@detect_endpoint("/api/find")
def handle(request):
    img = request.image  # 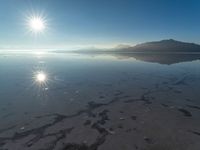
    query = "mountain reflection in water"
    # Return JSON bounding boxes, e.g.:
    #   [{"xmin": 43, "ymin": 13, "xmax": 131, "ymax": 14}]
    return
[{"xmin": 76, "ymin": 52, "xmax": 200, "ymax": 65}]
